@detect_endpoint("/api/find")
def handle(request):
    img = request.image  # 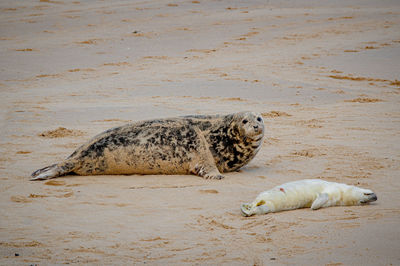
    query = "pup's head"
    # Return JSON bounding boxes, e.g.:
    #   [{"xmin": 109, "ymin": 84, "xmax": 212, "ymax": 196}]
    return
[
  {"xmin": 353, "ymin": 187, "xmax": 378, "ymax": 204},
  {"xmin": 232, "ymin": 112, "xmax": 265, "ymax": 140}
]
